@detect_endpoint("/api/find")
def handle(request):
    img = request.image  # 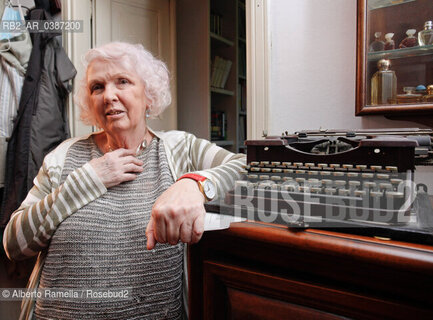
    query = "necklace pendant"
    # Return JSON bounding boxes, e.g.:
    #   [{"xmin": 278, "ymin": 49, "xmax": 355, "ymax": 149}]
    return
[{"xmin": 136, "ymin": 140, "xmax": 147, "ymax": 154}]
